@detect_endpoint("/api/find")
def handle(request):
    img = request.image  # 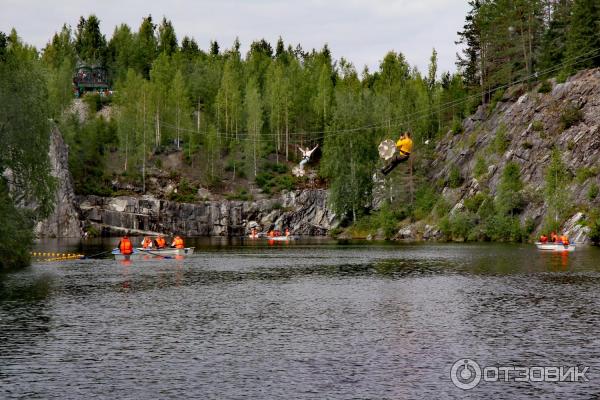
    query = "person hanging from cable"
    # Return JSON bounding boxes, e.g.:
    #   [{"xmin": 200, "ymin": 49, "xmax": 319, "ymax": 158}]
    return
[
  {"xmin": 380, "ymin": 131, "xmax": 413, "ymax": 176},
  {"xmin": 298, "ymin": 144, "xmax": 319, "ymax": 170}
]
